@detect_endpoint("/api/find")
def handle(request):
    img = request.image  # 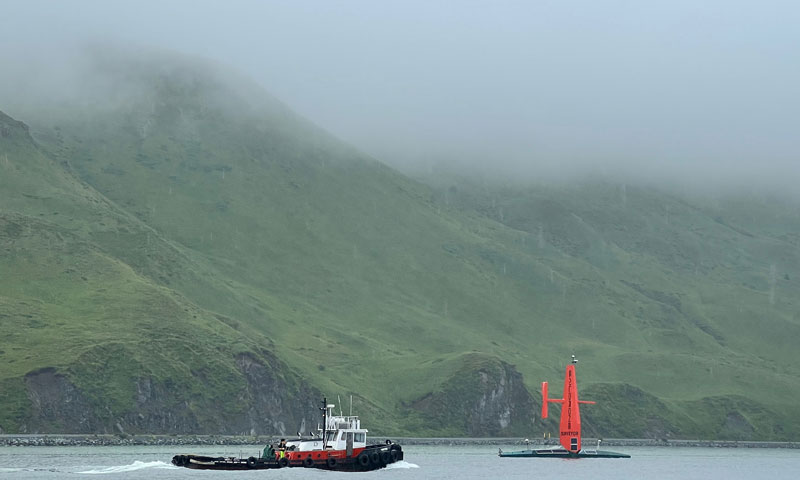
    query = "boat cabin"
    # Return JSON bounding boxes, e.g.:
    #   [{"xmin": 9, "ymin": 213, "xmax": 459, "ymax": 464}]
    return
[{"xmin": 290, "ymin": 403, "xmax": 368, "ymax": 452}]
